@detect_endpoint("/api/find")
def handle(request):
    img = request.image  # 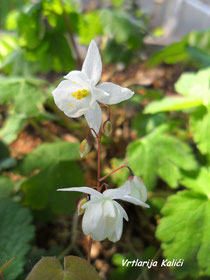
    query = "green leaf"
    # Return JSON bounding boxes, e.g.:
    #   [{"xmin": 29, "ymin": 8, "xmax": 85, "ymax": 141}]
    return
[
  {"xmin": 16, "ymin": 141, "xmax": 80, "ymax": 175},
  {"xmin": 0, "ymin": 176, "xmax": 14, "ymax": 199},
  {"xmin": 16, "ymin": 141, "xmax": 84, "ymax": 216},
  {"xmin": 190, "ymin": 106, "xmax": 210, "ymax": 155},
  {"xmin": 0, "ymin": 141, "xmax": 16, "ymax": 171},
  {"xmin": 110, "ymin": 0, "xmax": 125, "ymax": 7},
  {"xmin": 181, "ymin": 167, "xmax": 210, "ymax": 197},
  {"xmin": 21, "ymin": 161, "xmax": 84, "ymax": 215},
  {"xmin": 147, "ymin": 37, "xmax": 188, "ymax": 67},
  {"xmin": 187, "ymin": 46, "xmax": 210, "ymax": 68},
  {"xmin": 104, "ymin": 158, "xmax": 129, "ymax": 187},
  {"xmin": 17, "ymin": 2, "xmax": 45, "ymax": 49},
  {"xmin": 175, "ymin": 67, "xmax": 210, "ymax": 105},
  {"xmin": 0, "ymin": 76, "xmax": 48, "ymax": 117},
  {"xmin": 0, "ymin": 140, "xmax": 10, "ymax": 160},
  {"xmin": 0, "ymin": 33, "xmax": 18, "ymax": 67},
  {"xmin": 144, "ymin": 96, "xmax": 203, "ymax": 114},
  {"xmin": 132, "ymin": 112, "xmax": 168, "ymax": 136},
  {"xmin": 144, "ymin": 67, "xmax": 210, "ymax": 114},
  {"xmin": 0, "ymin": 114, "xmax": 26, "ymax": 144},
  {"xmin": 78, "ymin": 10, "xmax": 103, "ymax": 44},
  {"xmin": 126, "ymin": 125, "xmax": 198, "ymax": 189},
  {"xmin": 147, "ymin": 30, "xmax": 210, "ymax": 67},
  {"xmin": 26, "ymin": 256, "xmax": 100, "ymax": 280},
  {"xmin": 102, "ymin": 38, "xmax": 133, "ymax": 65},
  {"xmin": 156, "ymin": 189, "xmax": 210, "ymax": 278},
  {"xmin": 100, "ymin": 9, "xmax": 146, "ymax": 49},
  {"xmin": 0, "ymin": 199, "xmax": 34, "ymax": 280}
]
